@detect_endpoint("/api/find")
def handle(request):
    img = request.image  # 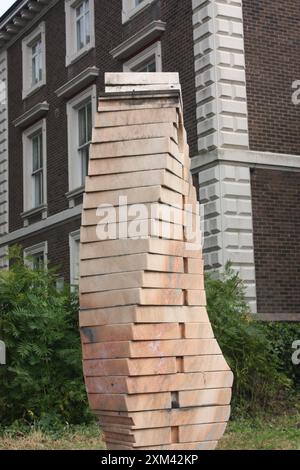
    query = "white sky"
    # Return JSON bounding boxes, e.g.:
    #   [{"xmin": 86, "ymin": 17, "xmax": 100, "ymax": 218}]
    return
[{"xmin": 0, "ymin": 0, "xmax": 17, "ymax": 17}]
